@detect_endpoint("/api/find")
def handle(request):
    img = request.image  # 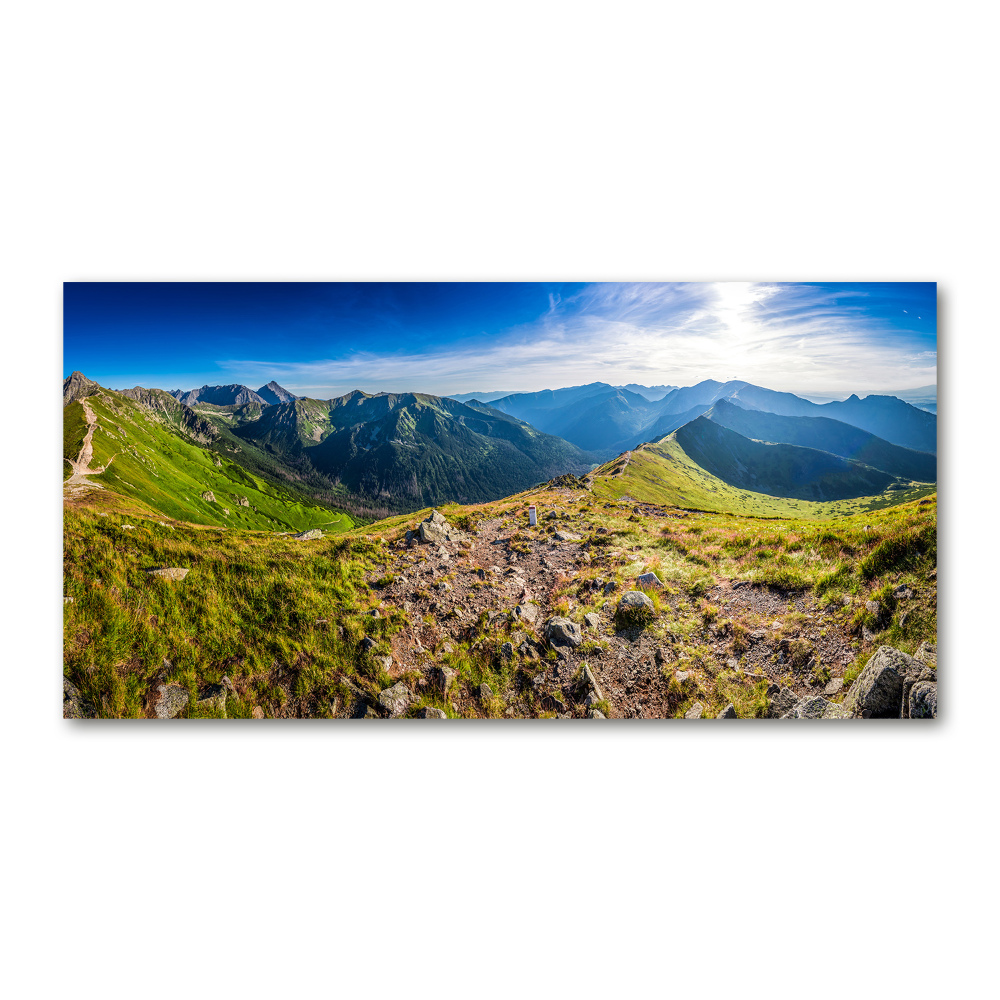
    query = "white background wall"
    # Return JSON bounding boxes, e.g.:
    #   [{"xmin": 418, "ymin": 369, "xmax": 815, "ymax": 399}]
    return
[{"xmin": 2, "ymin": 2, "xmax": 991, "ymax": 998}]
